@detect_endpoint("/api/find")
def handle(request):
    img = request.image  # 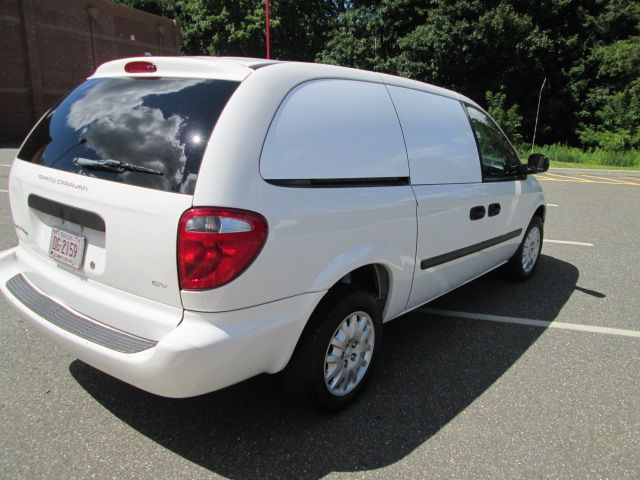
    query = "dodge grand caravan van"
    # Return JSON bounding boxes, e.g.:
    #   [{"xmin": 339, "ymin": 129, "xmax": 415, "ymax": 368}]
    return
[{"xmin": 0, "ymin": 57, "xmax": 549, "ymax": 410}]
